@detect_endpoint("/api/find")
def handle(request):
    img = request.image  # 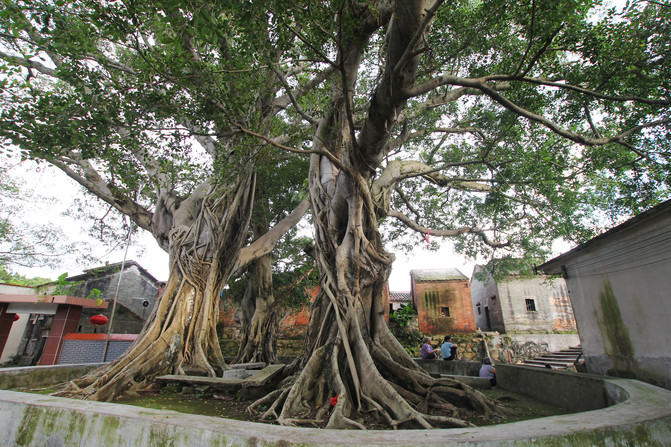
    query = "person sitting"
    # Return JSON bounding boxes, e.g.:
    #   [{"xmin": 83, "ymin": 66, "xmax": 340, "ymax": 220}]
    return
[
  {"xmin": 420, "ymin": 337, "xmax": 439, "ymax": 359},
  {"xmin": 479, "ymin": 357, "xmax": 497, "ymax": 387},
  {"xmin": 441, "ymin": 335, "xmax": 459, "ymax": 361}
]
